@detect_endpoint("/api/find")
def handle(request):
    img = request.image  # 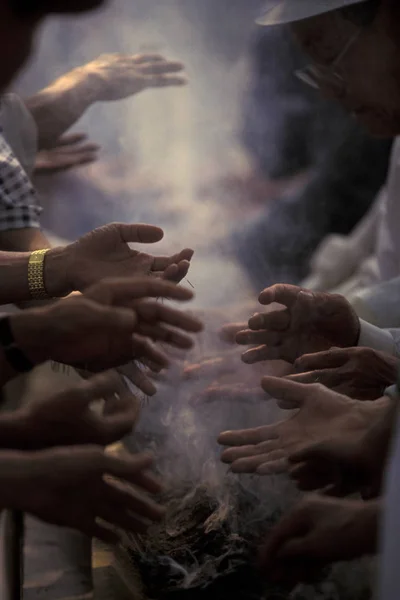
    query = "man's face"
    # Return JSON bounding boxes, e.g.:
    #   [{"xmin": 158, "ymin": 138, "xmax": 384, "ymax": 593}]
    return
[
  {"xmin": 0, "ymin": 0, "xmax": 106, "ymax": 92},
  {"xmin": 290, "ymin": 6, "xmax": 400, "ymax": 136}
]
